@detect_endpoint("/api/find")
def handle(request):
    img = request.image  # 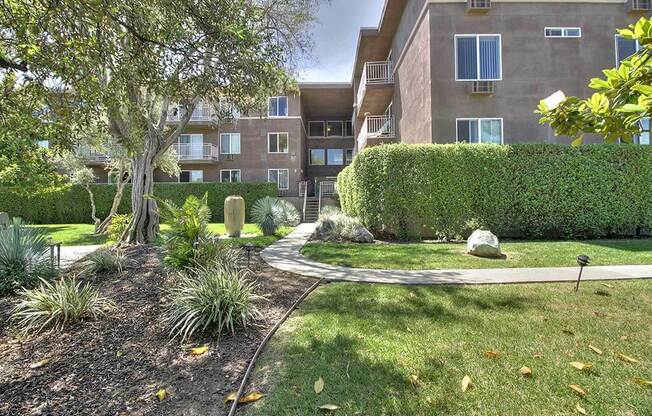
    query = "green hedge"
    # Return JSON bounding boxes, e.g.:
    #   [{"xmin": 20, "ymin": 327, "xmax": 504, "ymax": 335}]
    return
[
  {"xmin": 0, "ymin": 182, "xmax": 277, "ymax": 224},
  {"xmin": 338, "ymin": 144, "xmax": 652, "ymax": 239}
]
